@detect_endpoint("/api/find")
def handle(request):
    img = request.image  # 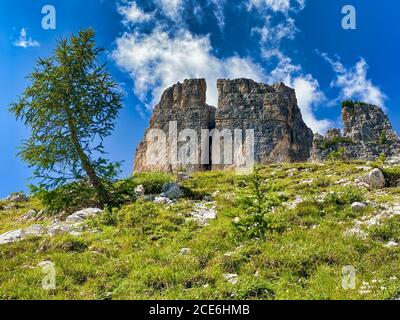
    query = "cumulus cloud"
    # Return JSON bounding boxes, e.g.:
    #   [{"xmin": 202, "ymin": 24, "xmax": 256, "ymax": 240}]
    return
[
  {"xmin": 291, "ymin": 75, "xmax": 333, "ymax": 133},
  {"xmin": 117, "ymin": 1, "xmax": 154, "ymax": 24},
  {"xmin": 14, "ymin": 28, "xmax": 40, "ymax": 48},
  {"xmin": 321, "ymin": 53, "xmax": 387, "ymax": 108},
  {"xmin": 112, "ymin": 28, "xmax": 264, "ymax": 108},
  {"xmin": 112, "ymin": 0, "xmax": 332, "ymax": 133},
  {"xmin": 251, "ymin": 10, "xmax": 332, "ymax": 133}
]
